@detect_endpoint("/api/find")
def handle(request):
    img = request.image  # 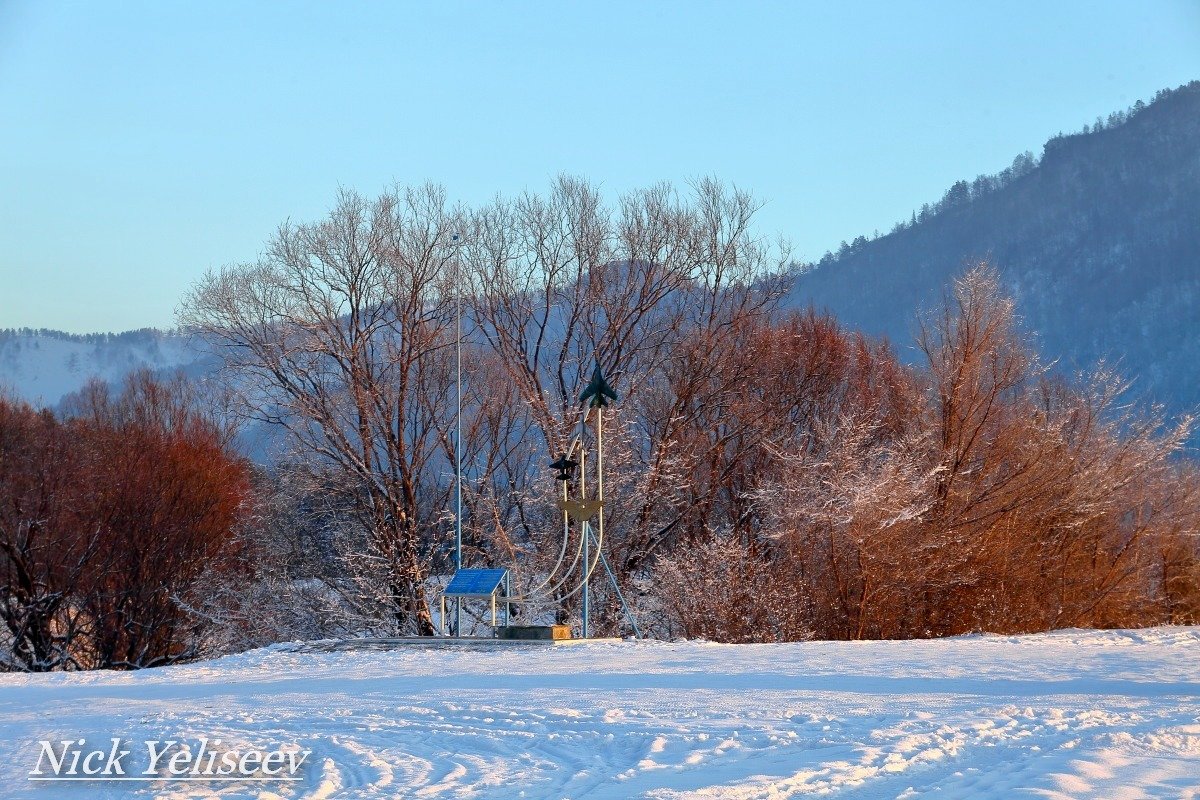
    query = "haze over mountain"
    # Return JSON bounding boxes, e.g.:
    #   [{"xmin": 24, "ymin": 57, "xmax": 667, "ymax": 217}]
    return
[
  {"xmin": 789, "ymin": 81, "xmax": 1200, "ymax": 425},
  {"xmin": 0, "ymin": 328, "xmax": 211, "ymax": 407}
]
